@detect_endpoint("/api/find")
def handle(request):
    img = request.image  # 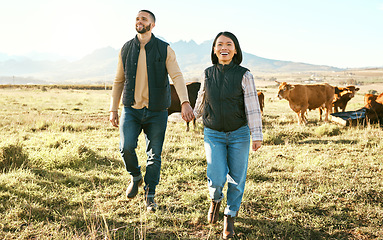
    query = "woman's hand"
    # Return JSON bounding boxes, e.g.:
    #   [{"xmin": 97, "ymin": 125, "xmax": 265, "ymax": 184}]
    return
[
  {"xmin": 181, "ymin": 102, "xmax": 195, "ymax": 122},
  {"xmin": 252, "ymin": 140, "xmax": 262, "ymax": 152}
]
